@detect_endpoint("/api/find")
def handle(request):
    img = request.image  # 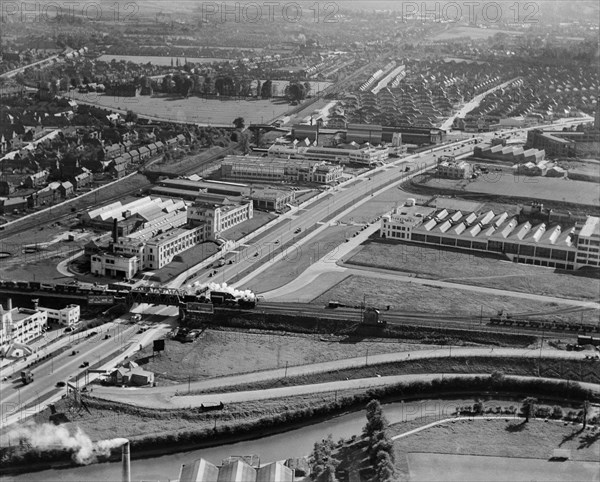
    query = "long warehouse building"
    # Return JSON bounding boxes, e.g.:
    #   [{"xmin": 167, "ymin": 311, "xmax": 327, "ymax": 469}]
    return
[{"xmin": 380, "ymin": 199, "xmax": 600, "ymax": 270}]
